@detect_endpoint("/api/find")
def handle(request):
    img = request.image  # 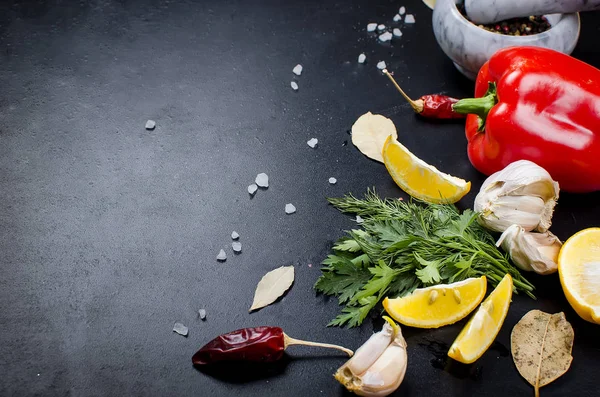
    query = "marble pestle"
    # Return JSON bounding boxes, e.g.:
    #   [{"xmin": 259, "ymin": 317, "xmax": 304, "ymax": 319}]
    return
[{"xmin": 465, "ymin": 0, "xmax": 600, "ymax": 24}]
